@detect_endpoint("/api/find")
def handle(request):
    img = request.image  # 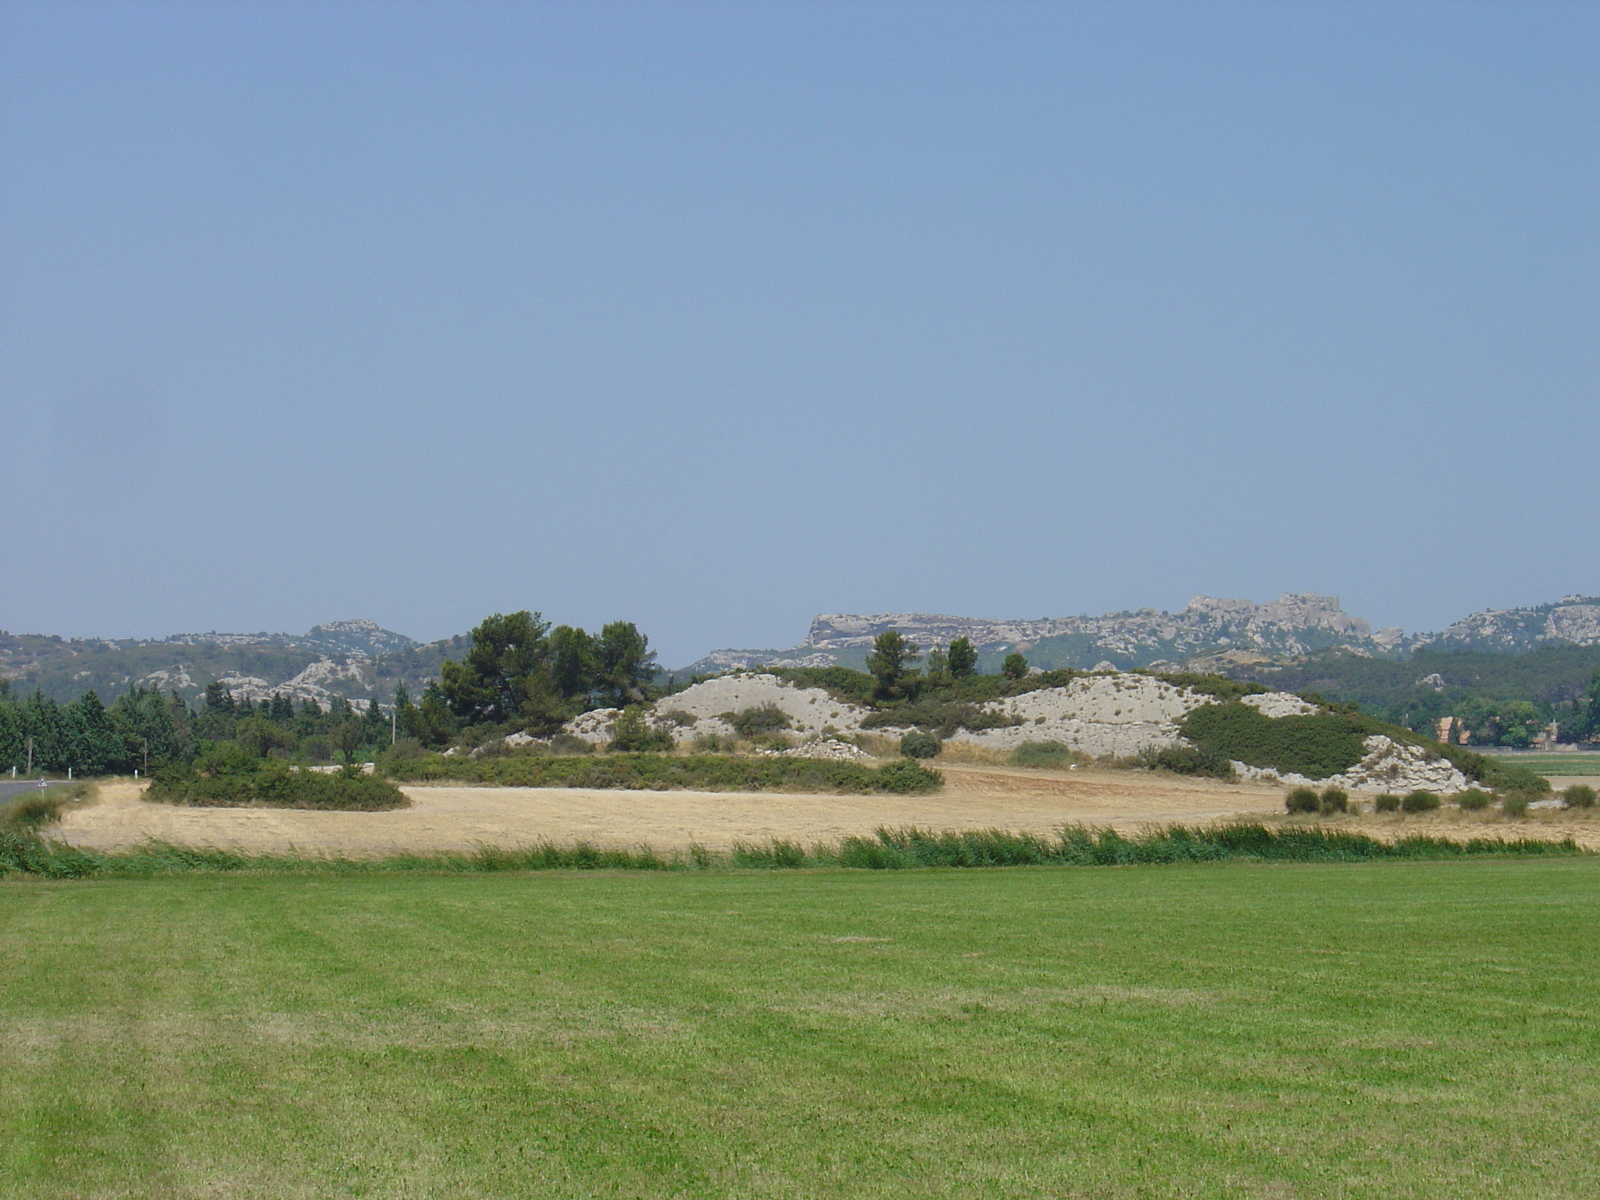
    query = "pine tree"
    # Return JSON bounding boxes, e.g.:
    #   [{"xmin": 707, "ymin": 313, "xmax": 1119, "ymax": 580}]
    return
[
  {"xmin": 66, "ymin": 691, "xmax": 122, "ymax": 775},
  {"xmin": 441, "ymin": 611, "xmax": 554, "ymax": 726},
  {"xmin": 550, "ymin": 625, "xmax": 599, "ymax": 701},
  {"xmin": 394, "ymin": 684, "xmax": 421, "ymax": 740},
  {"xmin": 867, "ymin": 630, "xmax": 921, "ymax": 700},
  {"xmin": 947, "ymin": 637, "xmax": 979, "ymax": 679},
  {"xmin": 0, "ymin": 700, "xmax": 23, "ymax": 771},
  {"xmin": 204, "ymin": 681, "xmax": 235, "ymax": 715},
  {"xmin": 595, "ymin": 621, "xmax": 657, "ymax": 709},
  {"xmin": 22, "ymin": 691, "xmax": 68, "ymax": 772}
]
